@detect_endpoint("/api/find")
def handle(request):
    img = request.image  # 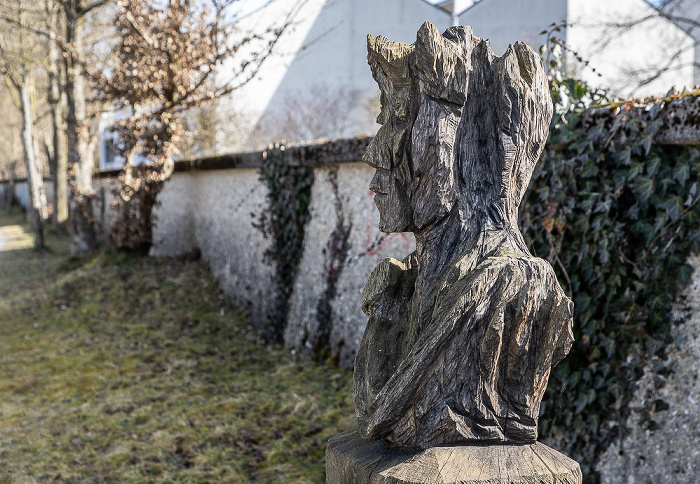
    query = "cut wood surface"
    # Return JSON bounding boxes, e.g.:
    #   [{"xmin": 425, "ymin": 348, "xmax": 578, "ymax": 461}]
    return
[{"xmin": 326, "ymin": 429, "xmax": 583, "ymax": 484}]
